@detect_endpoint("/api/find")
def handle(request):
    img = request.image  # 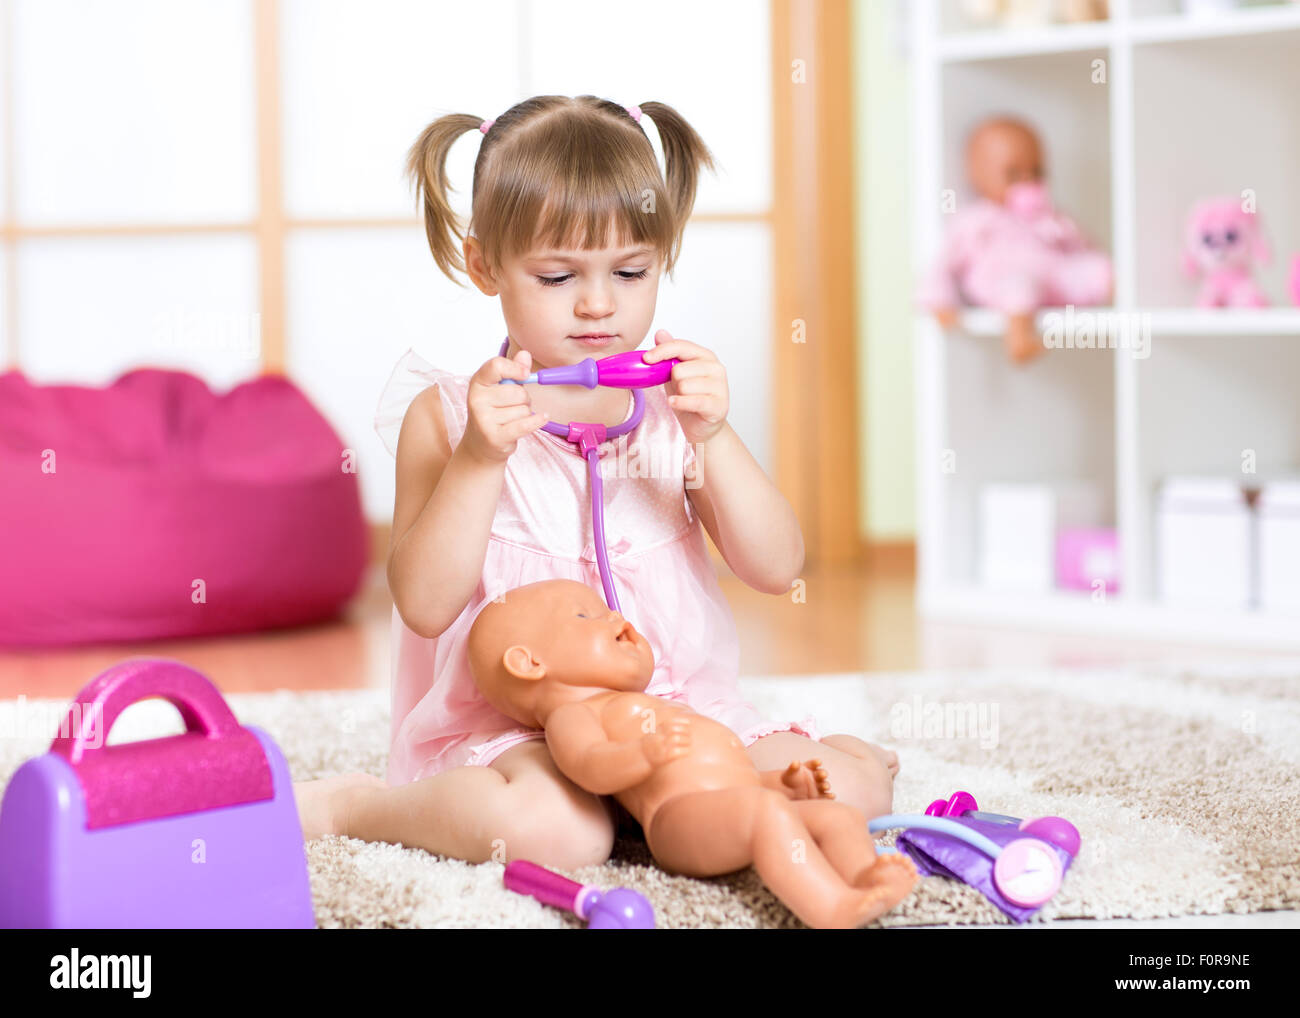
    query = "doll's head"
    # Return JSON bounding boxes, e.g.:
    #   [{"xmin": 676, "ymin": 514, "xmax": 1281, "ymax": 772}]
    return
[
  {"xmin": 966, "ymin": 116, "xmax": 1047, "ymax": 213},
  {"xmin": 1182, "ymin": 196, "xmax": 1270, "ymax": 277},
  {"xmin": 467, "ymin": 579, "xmax": 655, "ymax": 729},
  {"xmin": 406, "ymin": 96, "xmax": 715, "ymax": 370}
]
